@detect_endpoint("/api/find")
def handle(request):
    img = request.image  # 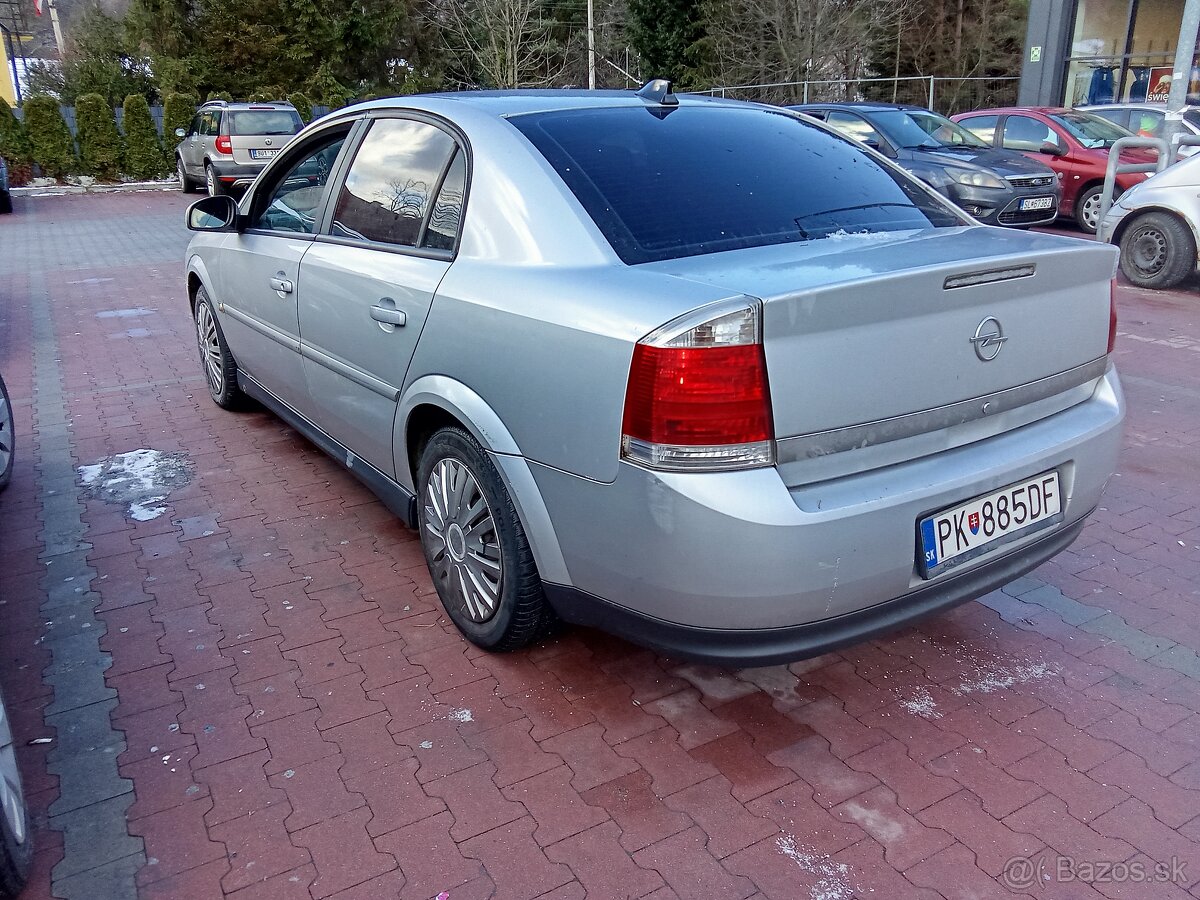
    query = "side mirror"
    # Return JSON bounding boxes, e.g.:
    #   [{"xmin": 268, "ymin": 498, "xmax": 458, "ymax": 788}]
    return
[
  {"xmin": 175, "ymin": 127, "xmax": 187, "ymax": 138},
  {"xmin": 187, "ymin": 195, "xmax": 240, "ymax": 232},
  {"xmin": 1040, "ymin": 141, "xmax": 1066, "ymax": 156}
]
